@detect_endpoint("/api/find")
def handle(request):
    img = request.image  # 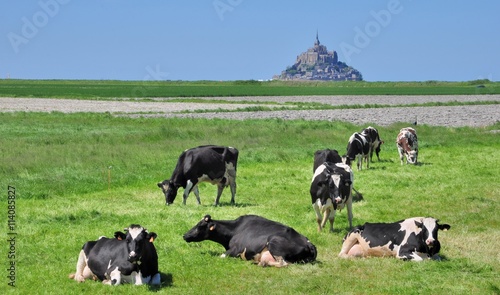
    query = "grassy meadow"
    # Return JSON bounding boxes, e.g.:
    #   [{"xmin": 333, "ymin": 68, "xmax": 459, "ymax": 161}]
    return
[
  {"xmin": 1, "ymin": 79, "xmax": 499, "ymax": 98},
  {"xmin": 1, "ymin": 110, "xmax": 499, "ymax": 294}
]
